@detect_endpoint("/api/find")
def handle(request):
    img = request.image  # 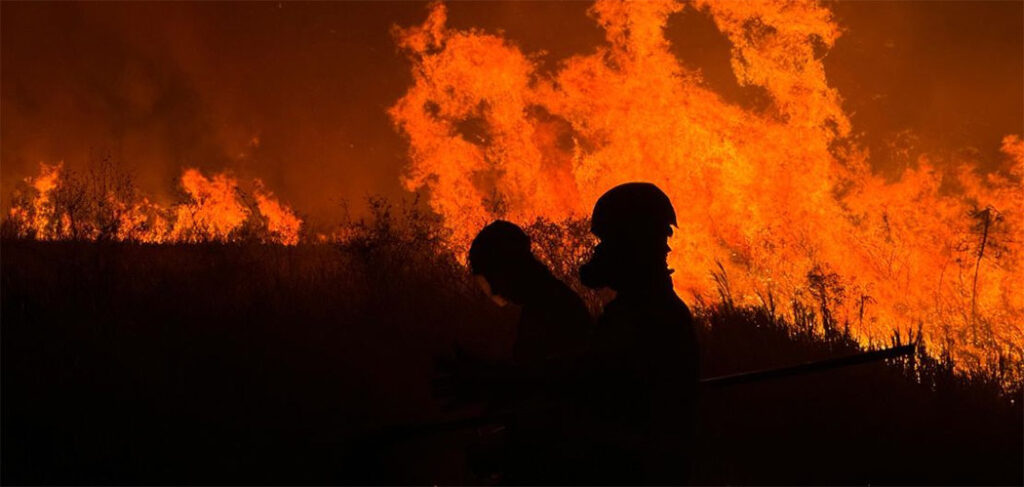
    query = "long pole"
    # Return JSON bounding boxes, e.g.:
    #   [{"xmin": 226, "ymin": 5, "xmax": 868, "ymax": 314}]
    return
[
  {"xmin": 367, "ymin": 344, "xmax": 916, "ymax": 443},
  {"xmin": 699, "ymin": 343, "xmax": 915, "ymax": 388}
]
